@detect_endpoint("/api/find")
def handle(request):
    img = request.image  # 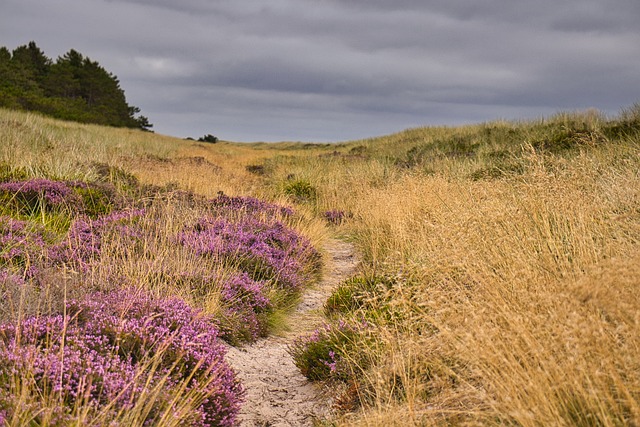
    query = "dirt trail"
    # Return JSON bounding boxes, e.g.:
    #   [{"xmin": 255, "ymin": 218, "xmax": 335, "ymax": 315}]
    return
[{"xmin": 225, "ymin": 239, "xmax": 359, "ymax": 427}]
